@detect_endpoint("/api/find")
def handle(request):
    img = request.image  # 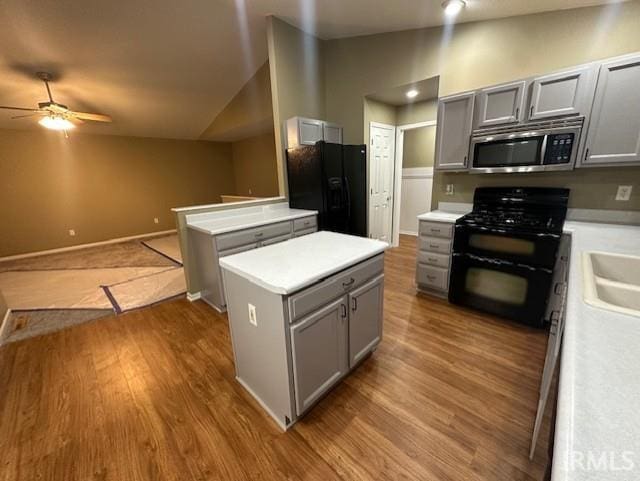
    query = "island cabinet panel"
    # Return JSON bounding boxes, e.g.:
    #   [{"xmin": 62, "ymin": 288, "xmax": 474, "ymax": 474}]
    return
[
  {"xmin": 290, "ymin": 297, "xmax": 349, "ymax": 416},
  {"xmin": 348, "ymin": 275, "xmax": 384, "ymax": 368},
  {"xmin": 221, "ymin": 247, "xmax": 385, "ymax": 430}
]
